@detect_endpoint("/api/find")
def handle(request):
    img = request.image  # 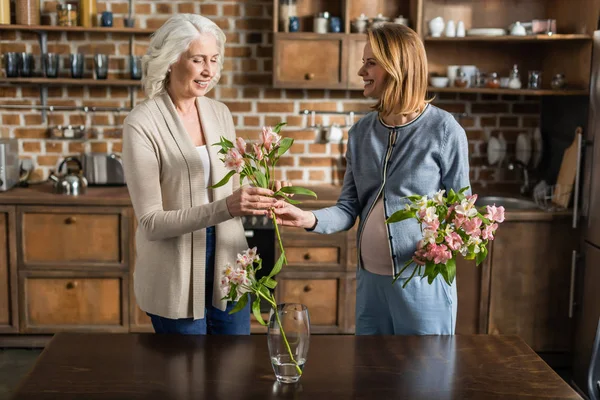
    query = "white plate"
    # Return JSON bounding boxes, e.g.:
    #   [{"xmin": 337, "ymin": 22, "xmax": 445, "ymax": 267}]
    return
[
  {"xmin": 498, "ymin": 133, "xmax": 507, "ymax": 165},
  {"xmin": 466, "ymin": 28, "xmax": 507, "ymax": 36},
  {"xmin": 487, "ymin": 136, "xmax": 503, "ymax": 165},
  {"xmin": 516, "ymin": 133, "xmax": 532, "ymax": 166}
]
